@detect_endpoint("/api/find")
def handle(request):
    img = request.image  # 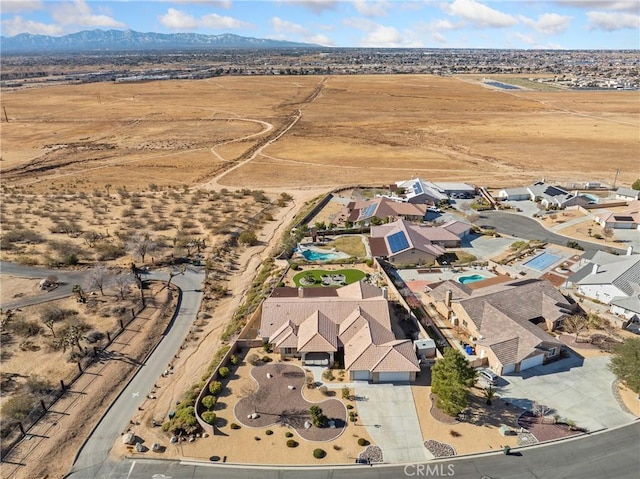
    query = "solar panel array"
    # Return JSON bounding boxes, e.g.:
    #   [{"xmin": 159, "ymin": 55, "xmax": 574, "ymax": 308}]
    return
[
  {"xmin": 387, "ymin": 231, "xmax": 410, "ymax": 253},
  {"xmin": 413, "ymin": 181, "xmax": 423, "ymax": 195},
  {"xmin": 359, "ymin": 203, "xmax": 378, "ymax": 220}
]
